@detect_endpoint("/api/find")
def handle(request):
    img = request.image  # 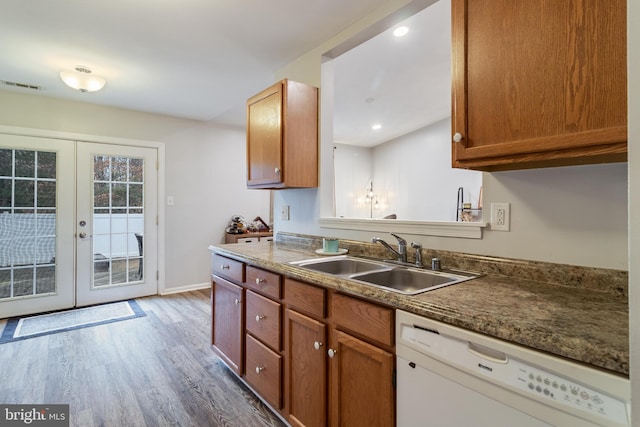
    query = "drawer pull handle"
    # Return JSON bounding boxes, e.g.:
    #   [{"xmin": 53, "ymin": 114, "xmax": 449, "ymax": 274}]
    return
[
  {"xmin": 274, "ymin": 167, "xmax": 280, "ymax": 174},
  {"xmin": 255, "ymin": 366, "xmax": 264, "ymax": 374},
  {"xmin": 328, "ymin": 349, "xmax": 337, "ymax": 358},
  {"xmin": 234, "ymin": 298, "xmax": 241, "ymax": 305},
  {"xmin": 314, "ymin": 341, "xmax": 323, "ymax": 351},
  {"xmin": 255, "ymin": 278, "xmax": 265, "ymax": 285},
  {"xmin": 256, "ymin": 315, "xmax": 265, "ymax": 322},
  {"xmin": 221, "ymin": 265, "xmax": 230, "ymax": 270}
]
